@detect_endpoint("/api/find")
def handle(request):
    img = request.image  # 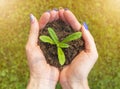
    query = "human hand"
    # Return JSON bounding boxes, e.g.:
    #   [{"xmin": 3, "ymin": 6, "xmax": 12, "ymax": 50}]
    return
[
  {"xmin": 26, "ymin": 8, "xmax": 98, "ymax": 89},
  {"xmin": 26, "ymin": 10, "xmax": 60, "ymax": 89},
  {"xmin": 59, "ymin": 10, "xmax": 98, "ymax": 89}
]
